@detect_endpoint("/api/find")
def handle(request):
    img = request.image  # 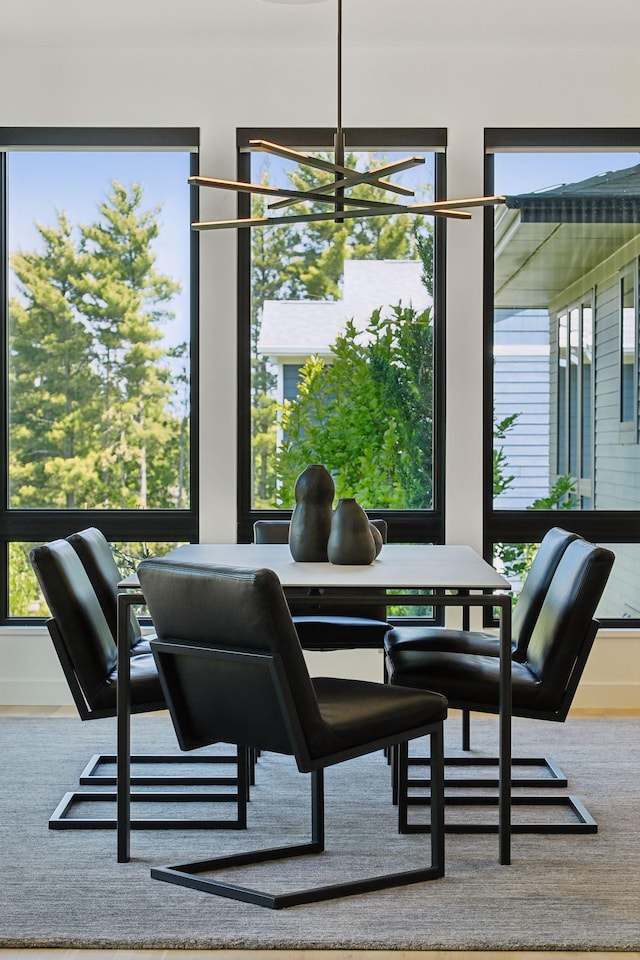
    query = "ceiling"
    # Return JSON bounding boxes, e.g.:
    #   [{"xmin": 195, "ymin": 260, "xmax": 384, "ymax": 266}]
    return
[{"xmin": 1, "ymin": 0, "xmax": 638, "ymax": 50}]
